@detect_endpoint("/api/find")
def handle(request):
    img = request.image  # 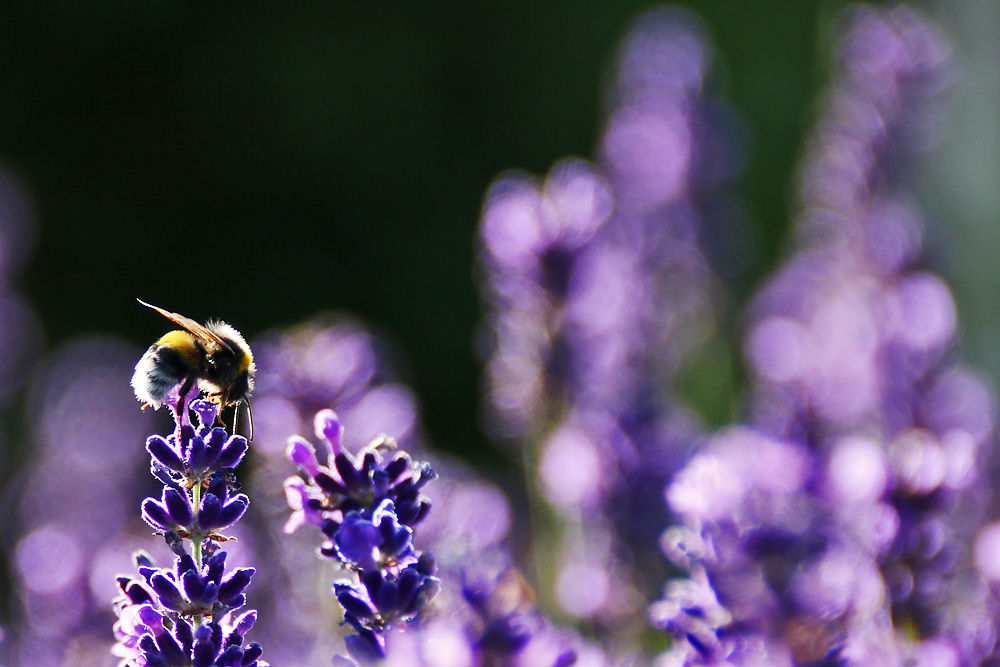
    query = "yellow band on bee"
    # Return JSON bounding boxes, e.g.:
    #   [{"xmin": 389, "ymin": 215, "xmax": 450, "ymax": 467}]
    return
[
  {"xmin": 237, "ymin": 351, "xmax": 253, "ymax": 374},
  {"xmin": 158, "ymin": 330, "xmax": 202, "ymax": 367}
]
